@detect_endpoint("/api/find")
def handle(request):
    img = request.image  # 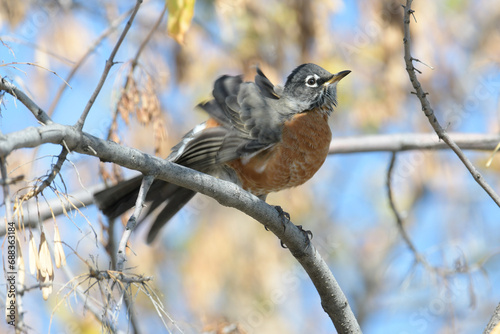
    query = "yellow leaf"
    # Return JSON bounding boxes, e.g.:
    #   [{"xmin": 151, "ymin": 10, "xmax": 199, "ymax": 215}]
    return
[{"xmin": 167, "ymin": 0, "xmax": 195, "ymax": 44}]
